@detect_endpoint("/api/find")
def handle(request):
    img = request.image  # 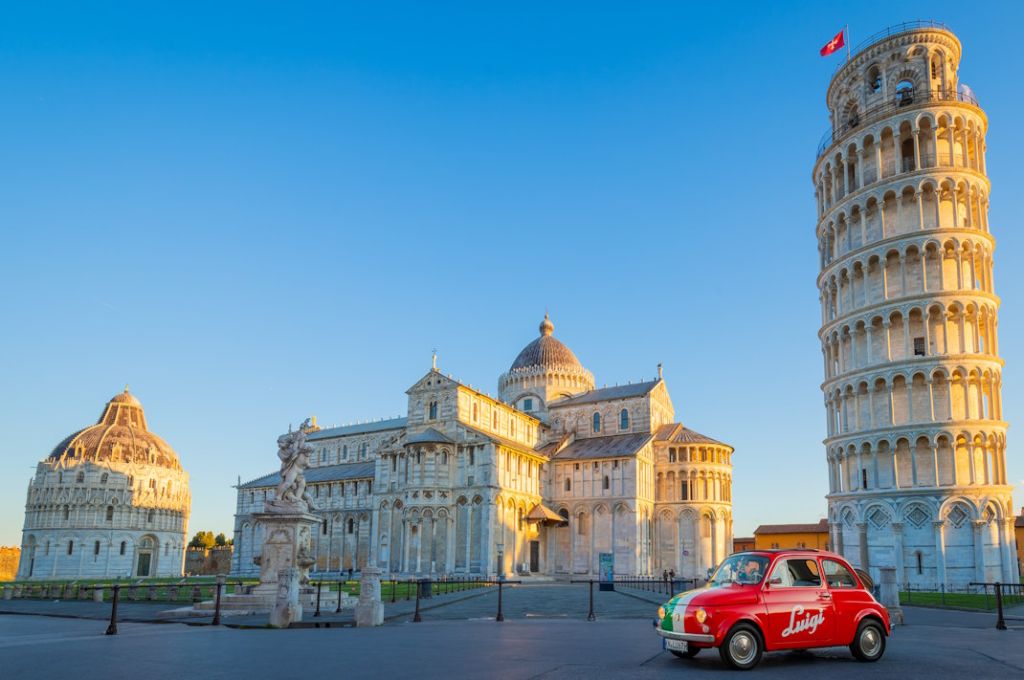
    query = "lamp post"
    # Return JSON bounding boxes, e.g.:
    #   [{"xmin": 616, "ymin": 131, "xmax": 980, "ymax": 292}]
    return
[{"xmin": 496, "ymin": 543, "xmax": 504, "ymax": 581}]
